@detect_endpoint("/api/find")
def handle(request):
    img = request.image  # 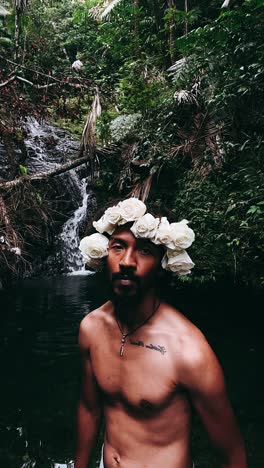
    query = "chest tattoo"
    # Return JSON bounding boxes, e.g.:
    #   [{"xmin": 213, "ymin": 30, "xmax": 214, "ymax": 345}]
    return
[{"xmin": 129, "ymin": 338, "xmax": 167, "ymax": 355}]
